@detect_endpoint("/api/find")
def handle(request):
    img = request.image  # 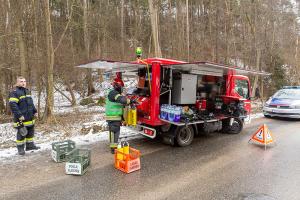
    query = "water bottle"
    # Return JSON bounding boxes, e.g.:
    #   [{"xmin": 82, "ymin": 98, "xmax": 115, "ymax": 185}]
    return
[
  {"xmin": 160, "ymin": 104, "xmax": 166, "ymax": 119},
  {"xmin": 174, "ymin": 106, "xmax": 181, "ymax": 122},
  {"xmin": 166, "ymin": 105, "xmax": 171, "ymax": 121},
  {"xmin": 168, "ymin": 105, "xmax": 175, "ymax": 122},
  {"xmin": 160, "ymin": 104, "xmax": 163, "ymax": 119}
]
